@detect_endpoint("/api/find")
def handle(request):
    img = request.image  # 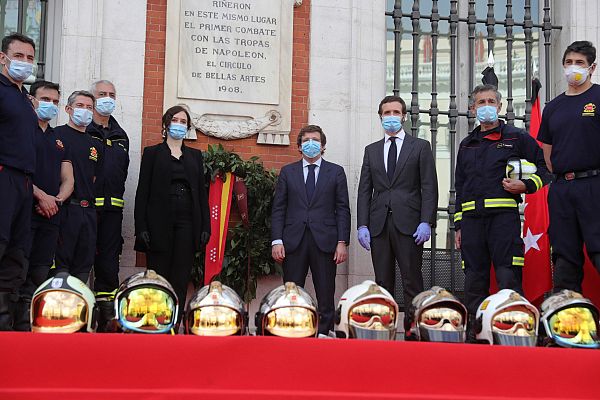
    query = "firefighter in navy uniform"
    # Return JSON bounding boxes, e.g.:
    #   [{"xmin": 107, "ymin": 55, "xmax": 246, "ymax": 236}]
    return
[
  {"xmin": 538, "ymin": 41, "xmax": 600, "ymax": 293},
  {"xmin": 53, "ymin": 90, "xmax": 101, "ymax": 284},
  {"xmin": 13, "ymin": 80, "xmax": 75, "ymax": 331},
  {"xmin": 454, "ymin": 84, "xmax": 551, "ymax": 337},
  {"xmin": 0, "ymin": 33, "xmax": 38, "ymax": 330},
  {"xmin": 87, "ymin": 80, "xmax": 129, "ymax": 331}
]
